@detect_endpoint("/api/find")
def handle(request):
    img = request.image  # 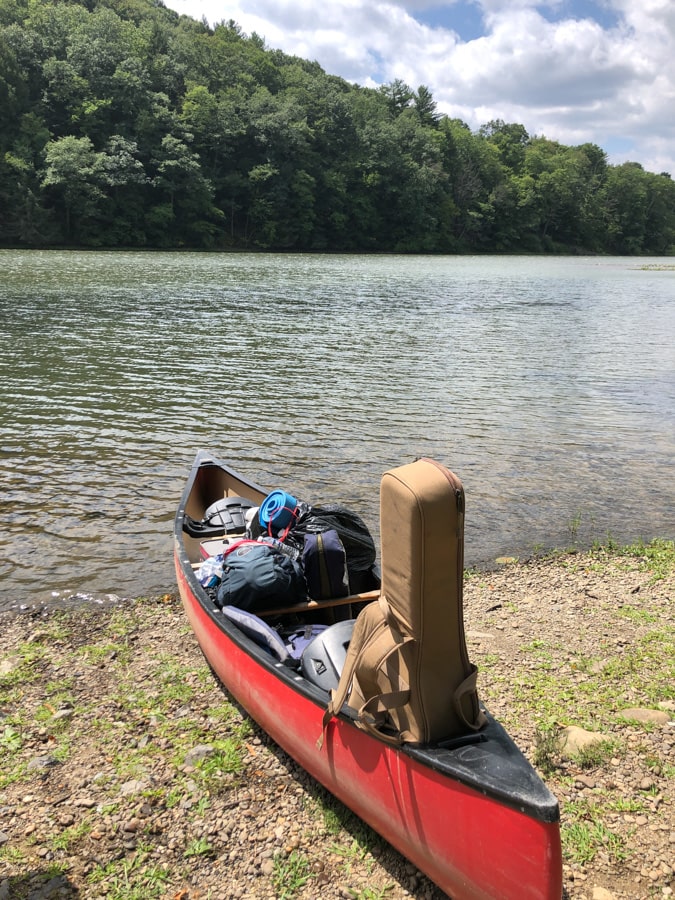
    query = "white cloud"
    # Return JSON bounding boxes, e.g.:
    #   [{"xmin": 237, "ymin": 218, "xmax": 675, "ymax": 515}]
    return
[{"xmin": 163, "ymin": 0, "xmax": 675, "ymax": 175}]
